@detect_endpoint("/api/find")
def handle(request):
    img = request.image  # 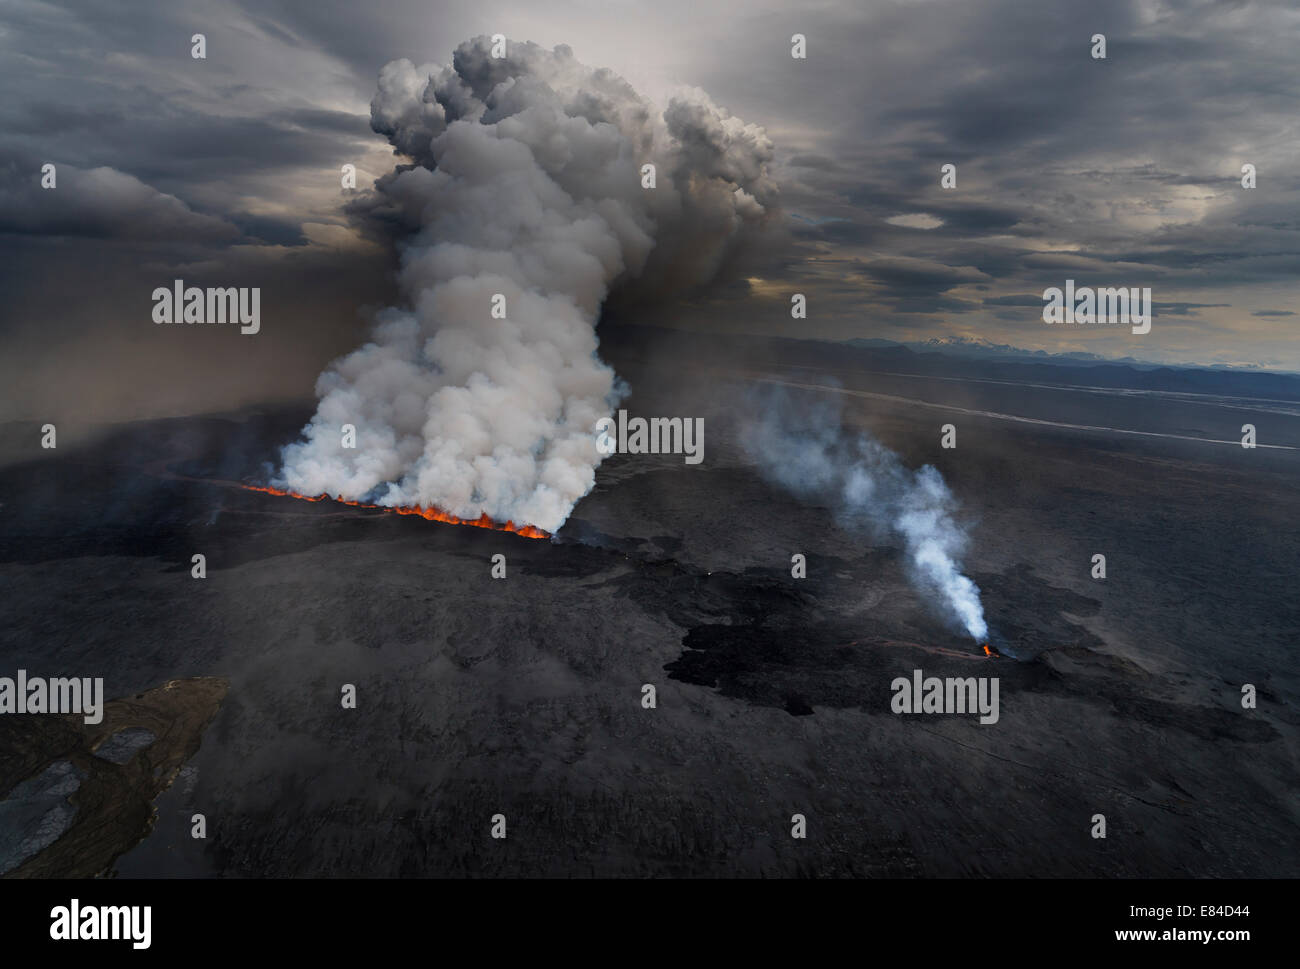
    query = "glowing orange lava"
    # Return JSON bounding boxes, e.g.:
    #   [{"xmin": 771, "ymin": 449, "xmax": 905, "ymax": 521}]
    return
[
  {"xmin": 982, "ymin": 643, "xmax": 999, "ymax": 658},
  {"xmin": 242, "ymin": 485, "xmax": 549, "ymax": 539}
]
